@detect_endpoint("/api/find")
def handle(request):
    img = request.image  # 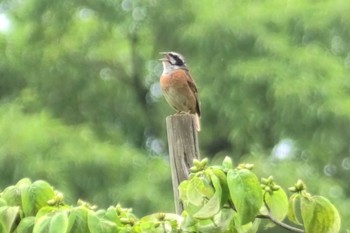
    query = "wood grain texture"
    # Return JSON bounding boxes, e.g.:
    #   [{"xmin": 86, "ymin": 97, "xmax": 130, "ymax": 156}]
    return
[{"xmin": 166, "ymin": 114, "xmax": 200, "ymax": 214}]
